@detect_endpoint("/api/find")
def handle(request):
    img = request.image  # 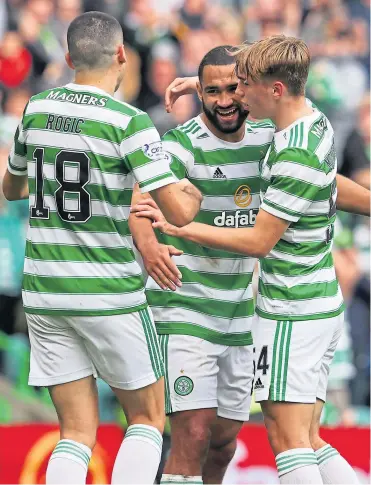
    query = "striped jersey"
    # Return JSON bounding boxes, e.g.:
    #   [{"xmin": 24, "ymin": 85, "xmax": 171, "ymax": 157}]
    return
[
  {"xmin": 146, "ymin": 115, "xmax": 275, "ymax": 345},
  {"xmin": 8, "ymin": 83, "xmax": 176, "ymax": 316},
  {"xmin": 258, "ymin": 109, "xmax": 344, "ymax": 321}
]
